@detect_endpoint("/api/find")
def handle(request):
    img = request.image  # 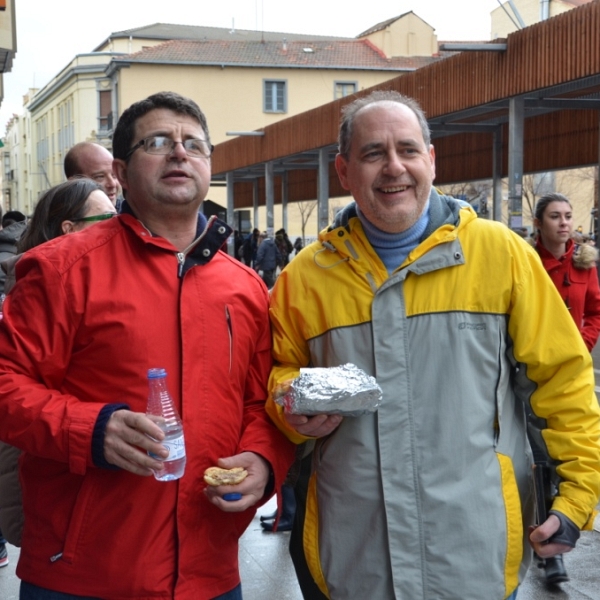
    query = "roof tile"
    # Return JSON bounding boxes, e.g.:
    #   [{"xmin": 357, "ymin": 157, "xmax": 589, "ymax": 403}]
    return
[{"xmin": 119, "ymin": 39, "xmax": 440, "ymax": 71}]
